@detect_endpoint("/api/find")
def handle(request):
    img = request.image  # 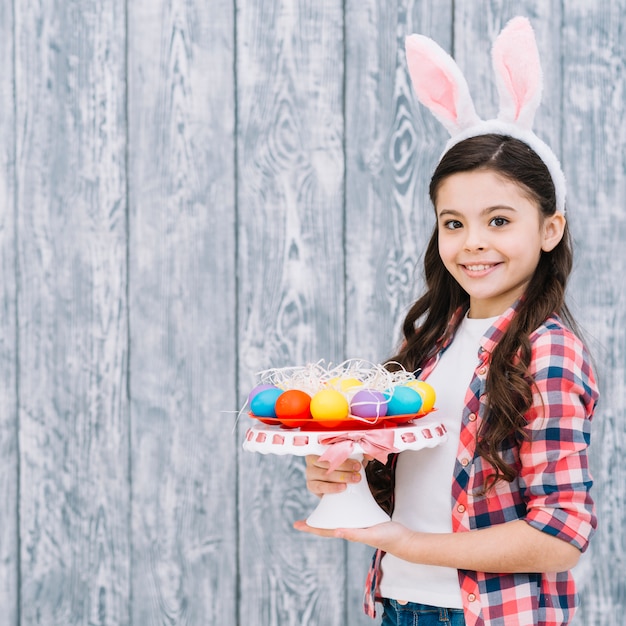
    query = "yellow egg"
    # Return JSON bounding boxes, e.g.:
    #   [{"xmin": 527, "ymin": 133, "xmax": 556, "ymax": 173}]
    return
[
  {"xmin": 405, "ymin": 380, "xmax": 436, "ymax": 413},
  {"xmin": 326, "ymin": 376, "xmax": 362, "ymax": 392},
  {"xmin": 339, "ymin": 377, "xmax": 363, "ymax": 392},
  {"xmin": 310, "ymin": 389, "xmax": 349, "ymax": 428}
]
